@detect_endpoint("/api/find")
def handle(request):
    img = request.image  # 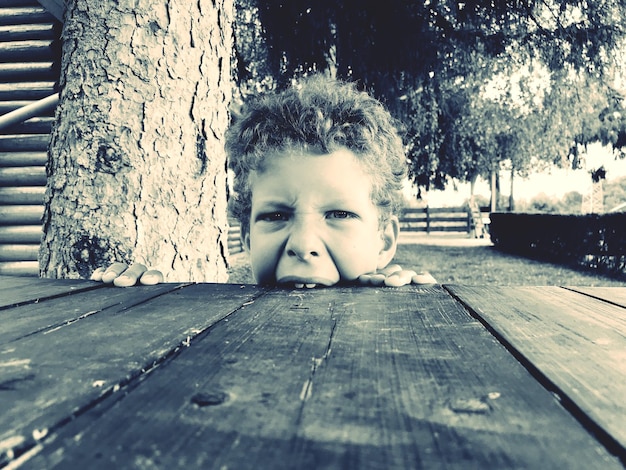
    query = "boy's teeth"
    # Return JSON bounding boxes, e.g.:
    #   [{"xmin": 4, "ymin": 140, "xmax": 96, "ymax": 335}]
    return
[{"xmin": 294, "ymin": 283, "xmax": 317, "ymax": 289}]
